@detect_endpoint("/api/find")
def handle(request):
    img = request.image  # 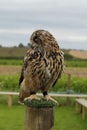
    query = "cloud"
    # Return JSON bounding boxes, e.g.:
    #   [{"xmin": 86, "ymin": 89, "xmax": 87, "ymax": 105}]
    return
[{"xmin": 0, "ymin": 0, "xmax": 87, "ymax": 50}]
